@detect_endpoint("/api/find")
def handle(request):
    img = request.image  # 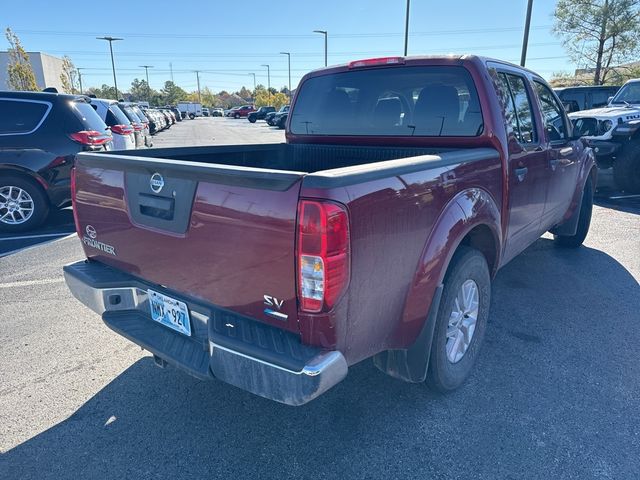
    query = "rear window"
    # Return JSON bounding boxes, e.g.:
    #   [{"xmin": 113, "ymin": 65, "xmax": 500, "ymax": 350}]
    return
[
  {"xmin": 72, "ymin": 100, "xmax": 109, "ymax": 132},
  {"xmin": 290, "ymin": 66, "xmax": 483, "ymax": 137},
  {"xmin": 0, "ymin": 99, "xmax": 50, "ymax": 134},
  {"xmin": 131, "ymin": 106, "xmax": 148, "ymax": 122},
  {"xmin": 107, "ymin": 105, "xmax": 131, "ymax": 126},
  {"xmin": 122, "ymin": 106, "xmax": 141, "ymax": 123}
]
